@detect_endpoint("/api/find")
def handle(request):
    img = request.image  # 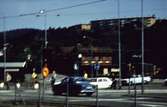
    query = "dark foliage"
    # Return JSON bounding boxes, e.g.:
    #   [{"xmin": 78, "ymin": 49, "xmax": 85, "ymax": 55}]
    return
[{"xmin": 0, "ymin": 19, "xmax": 167, "ymax": 77}]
